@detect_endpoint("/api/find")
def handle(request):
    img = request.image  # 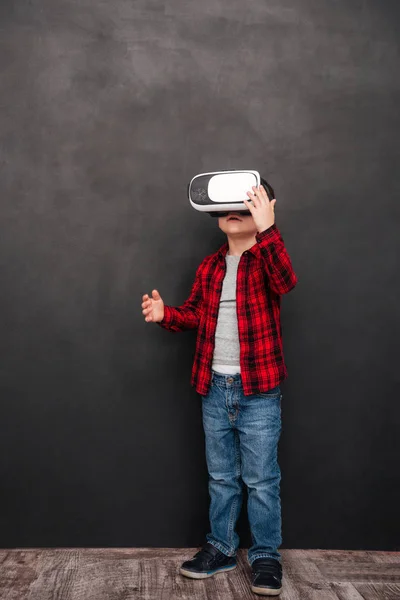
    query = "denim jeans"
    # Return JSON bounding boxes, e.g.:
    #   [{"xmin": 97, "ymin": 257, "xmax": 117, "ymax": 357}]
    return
[{"xmin": 201, "ymin": 369, "xmax": 283, "ymax": 566}]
